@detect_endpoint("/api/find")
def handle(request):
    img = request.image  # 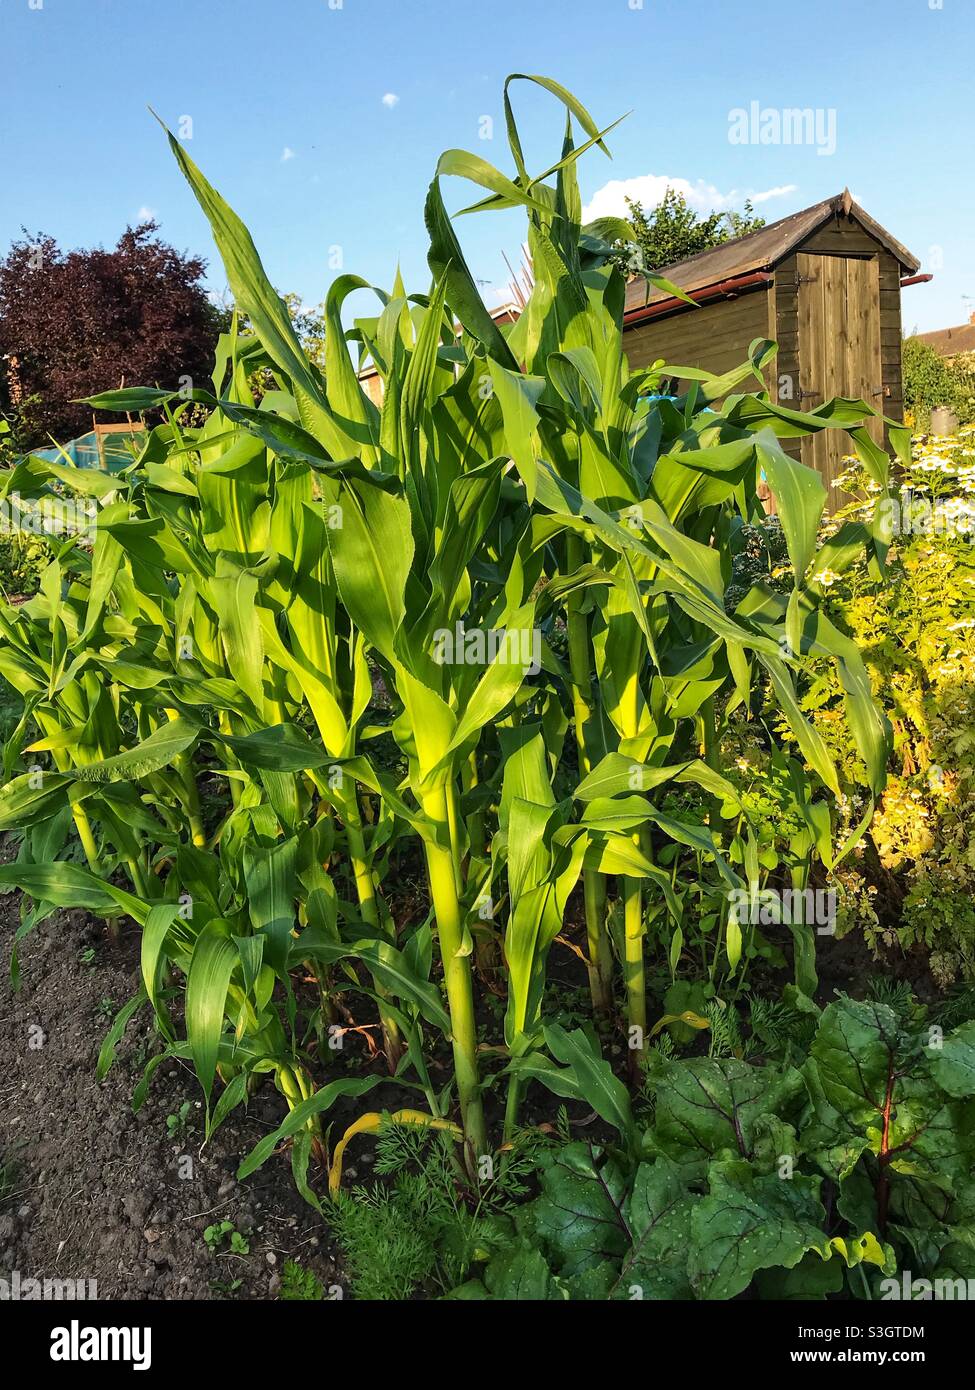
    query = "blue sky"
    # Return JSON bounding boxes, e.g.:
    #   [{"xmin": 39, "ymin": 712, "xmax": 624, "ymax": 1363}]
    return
[{"xmin": 1, "ymin": 0, "xmax": 972, "ymax": 333}]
